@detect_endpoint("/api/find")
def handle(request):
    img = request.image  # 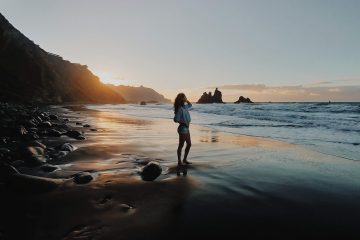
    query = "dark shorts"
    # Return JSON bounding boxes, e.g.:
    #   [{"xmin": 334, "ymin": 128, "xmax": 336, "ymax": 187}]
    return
[{"xmin": 177, "ymin": 124, "xmax": 189, "ymax": 134}]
